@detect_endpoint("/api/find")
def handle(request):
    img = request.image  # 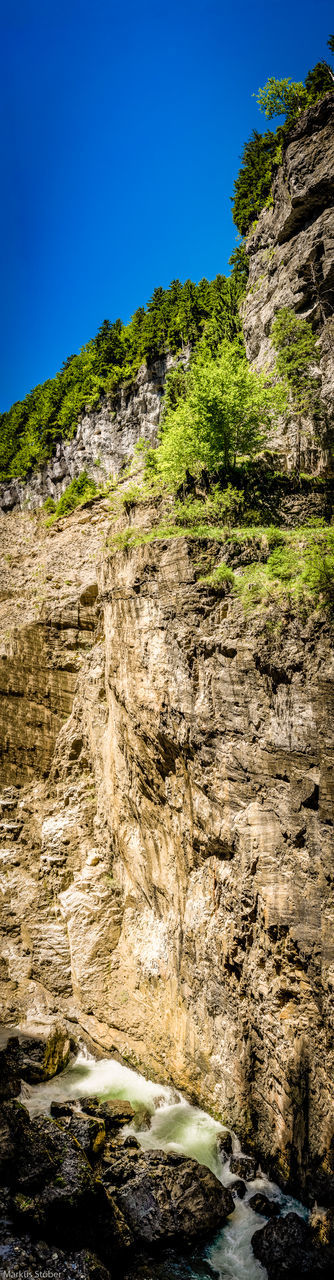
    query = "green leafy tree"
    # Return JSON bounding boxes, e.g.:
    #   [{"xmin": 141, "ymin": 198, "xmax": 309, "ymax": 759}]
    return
[
  {"xmin": 0, "ymin": 274, "xmax": 241, "ymax": 484},
  {"xmin": 155, "ymin": 341, "xmax": 284, "ymax": 489},
  {"xmin": 255, "ymin": 77, "xmax": 308, "ymax": 120},
  {"xmin": 271, "ymin": 308, "xmax": 319, "ymax": 471}
]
